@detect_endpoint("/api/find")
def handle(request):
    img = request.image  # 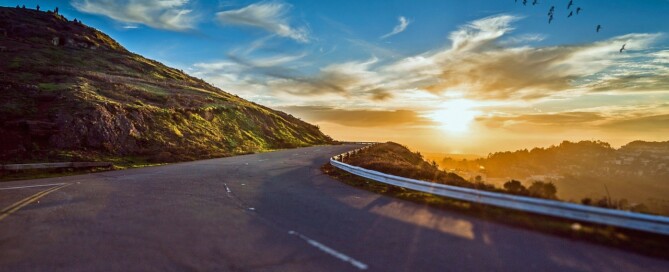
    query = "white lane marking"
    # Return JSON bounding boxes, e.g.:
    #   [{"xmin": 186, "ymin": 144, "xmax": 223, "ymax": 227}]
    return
[
  {"xmin": 224, "ymin": 183, "xmax": 232, "ymax": 193},
  {"xmin": 288, "ymin": 230, "xmax": 368, "ymax": 270},
  {"xmin": 0, "ymin": 183, "xmax": 67, "ymax": 191}
]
